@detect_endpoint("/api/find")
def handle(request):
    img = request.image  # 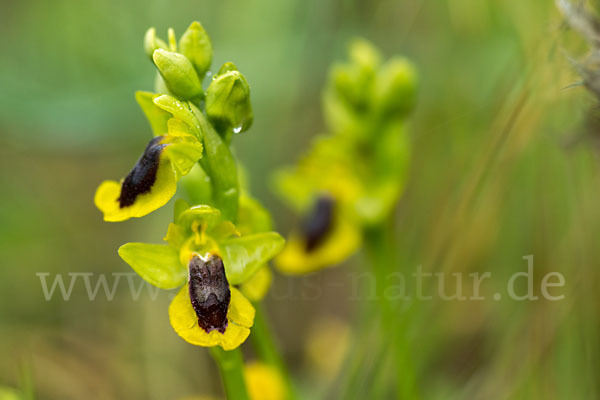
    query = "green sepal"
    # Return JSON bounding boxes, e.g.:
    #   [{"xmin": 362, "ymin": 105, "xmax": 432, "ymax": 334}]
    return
[
  {"xmin": 118, "ymin": 243, "xmax": 187, "ymax": 289},
  {"xmin": 205, "ymin": 64, "xmax": 253, "ymax": 136},
  {"xmin": 163, "ymin": 222, "xmax": 187, "ymax": 249},
  {"xmin": 153, "ymin": 49, "xmax": 203, "ymax": 100},
  {"xmin": 220, "ymin": 232, "xmax": 285, "ymax": 285},
  {"xmin": 179, "ymin": 21, "xmax": 213, "ymax": 79},
  {"xmin": 135, "ymin": 91, "xmax": 171, "ymax": 136}
]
